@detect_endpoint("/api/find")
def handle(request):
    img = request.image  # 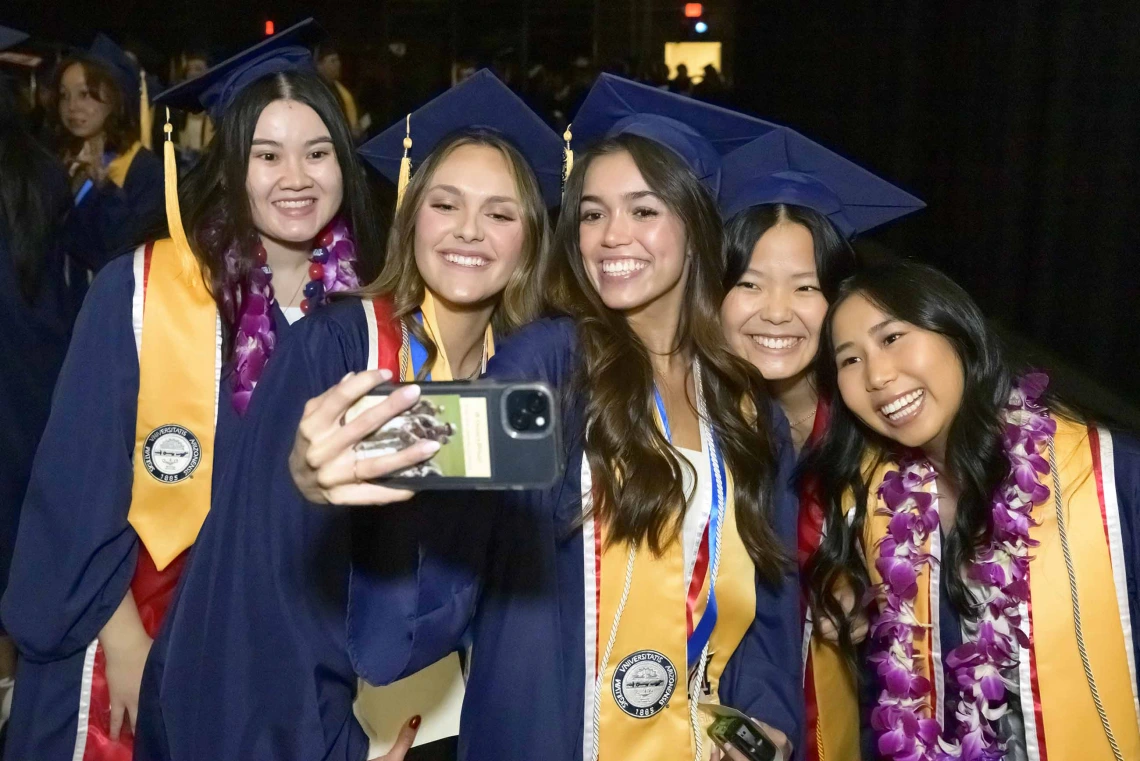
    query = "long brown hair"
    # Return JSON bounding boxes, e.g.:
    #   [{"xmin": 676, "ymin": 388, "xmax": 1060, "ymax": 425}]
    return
[
  {"xmin": 358, "ymin": 129, "xmax": 550, "ymax": 378},
  {"xmin": 53, "ymin": 58, "xmax": 138, "ymax": 157},
  {"xmin": 551, "ymin": 134, "xmax": 787, "ymax": 582}
]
